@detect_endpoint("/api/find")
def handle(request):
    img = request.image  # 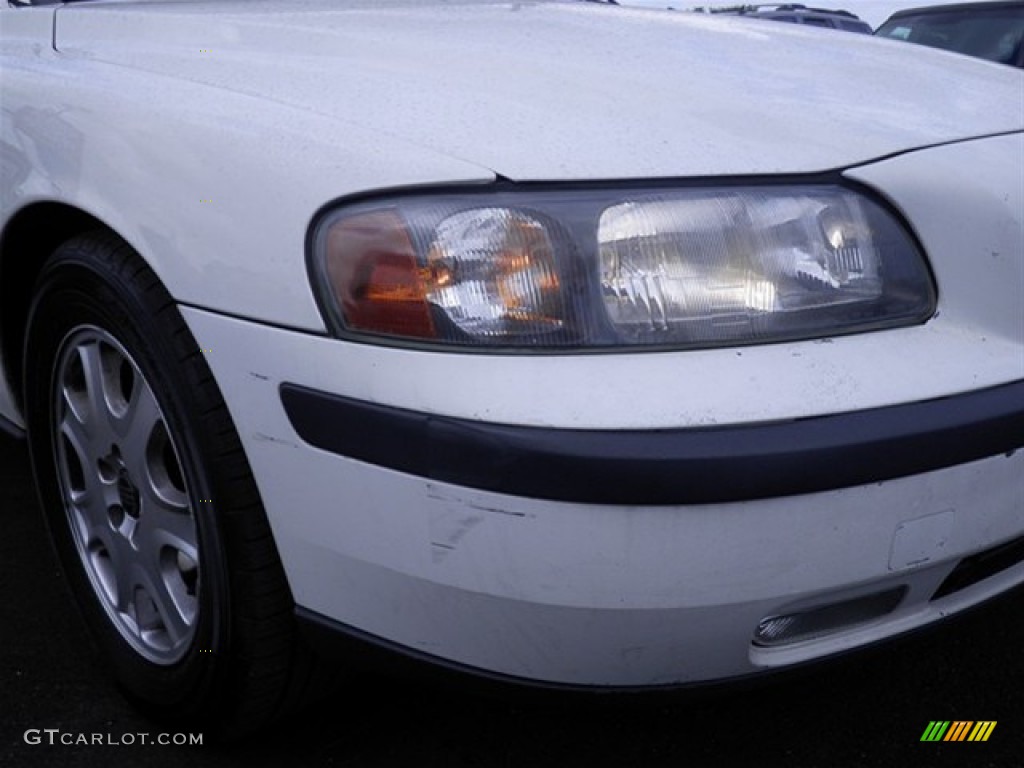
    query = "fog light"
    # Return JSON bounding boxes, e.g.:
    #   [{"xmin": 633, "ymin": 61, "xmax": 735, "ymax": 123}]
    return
[{"xmin": 754, "ymin": 587, "xmax": 906, "ymax": 647}]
